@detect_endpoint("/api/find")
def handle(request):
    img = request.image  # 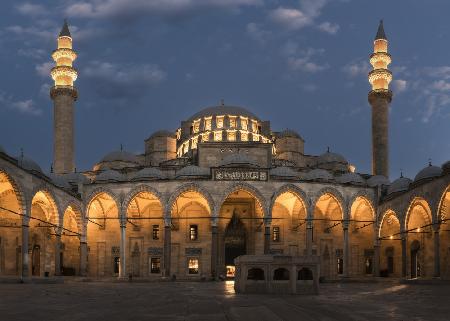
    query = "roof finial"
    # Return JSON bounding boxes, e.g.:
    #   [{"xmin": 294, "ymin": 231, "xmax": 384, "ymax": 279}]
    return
[
  {"xmin": 59, "ymin": 19, "xmax": 71, "ymax": 38},
  {"xmin": 327, "ymin": 146, "xmax": 330, "ymax": 153},
  {"xmin": 375, "ymin": 19, "xmax": 387, "ymax": 40},
  {"xmin": 400, "ymin": 169, "xmax": 403, "ymax": 178},
  {"xmin": 220, "ymin": 99, "xmax": 225, "ymax": 106},
  {"xmin": 20, "ymin": 148, "xmax": 24, "ymax": 159},
  {"xmin": 50, "ymin": 163, "xmax": 54, "ymax": 173},
  {"xmin": 120, "ymin": 144, "xmax": 123, "ymax": 151},
  {"xmin": 428, "ymin": 158, "xmax": 432, "ymax": 166}
]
